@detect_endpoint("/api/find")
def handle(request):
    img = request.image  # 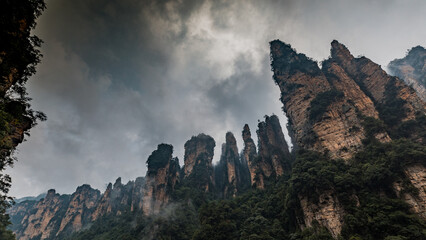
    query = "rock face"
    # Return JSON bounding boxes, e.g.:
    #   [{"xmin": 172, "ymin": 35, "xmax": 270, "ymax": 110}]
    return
[
  {"xmin": 8, "ymin": 187, "xmax": 101, "ymax": 240},
  {"xmin": 183, "ymin": 134, "xmax": 215, "ymax": 191},
  {"xmin": 330, "ymin": 41, "xmax": 425, "ymax": 123},
  {"xmin": 257, "ymin": 115, "xmax": 291, "ymax": 175},
  {"xmin": 9, "ymin": 190, "xmax": 70, "ymax": 240},
  {"xmin": 142, "ymin": 144, "xmax": 180, "ymax": 215},
  {"xmin": 247, "ymin": 115, "xmax": 291, "ymax": 188},
  {"xmin": 57, "ymin": 185, "xmax": 100, "ymax": 235},
  {"xmin": 270, "ymin": 40, "xmax": 392, "ymax": 159},
  {"xmin": 299, "ymin": 191, "xmax": 345, "ymax": 239},
  {"xmin": 242, "ymin": 124, "xmax": 260, "ymax": 187},
  {"xmin": 270, "ymin": 39, "xmax": 426, "ymax": 237},
  {"xmin": 215, "ymin": 132, "xmax": 250, "ymax": 198},
  {"xmin": 9, "ymin": 180, "xmax": 146, "ymax": 240},
  {"xmin": 398, "ymin": 164, "xmax": 426, "ymax": 218},
  {"xmin": 388, "ymin": 46, "xmax": 426, "ymax": 102},
  {"xmin": 131, "ymin": 177, "xmax": 146, "ymax": 211},
  {"xmin": 91, "ymin": 177, "xmax": 135, "ymax": 220}
]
